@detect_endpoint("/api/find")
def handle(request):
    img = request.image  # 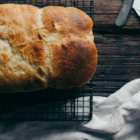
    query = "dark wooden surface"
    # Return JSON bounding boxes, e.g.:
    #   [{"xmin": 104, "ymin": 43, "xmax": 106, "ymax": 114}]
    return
[{"xmin": 93, "ymin": 0, "xmax": 140, "ymax": 96}]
